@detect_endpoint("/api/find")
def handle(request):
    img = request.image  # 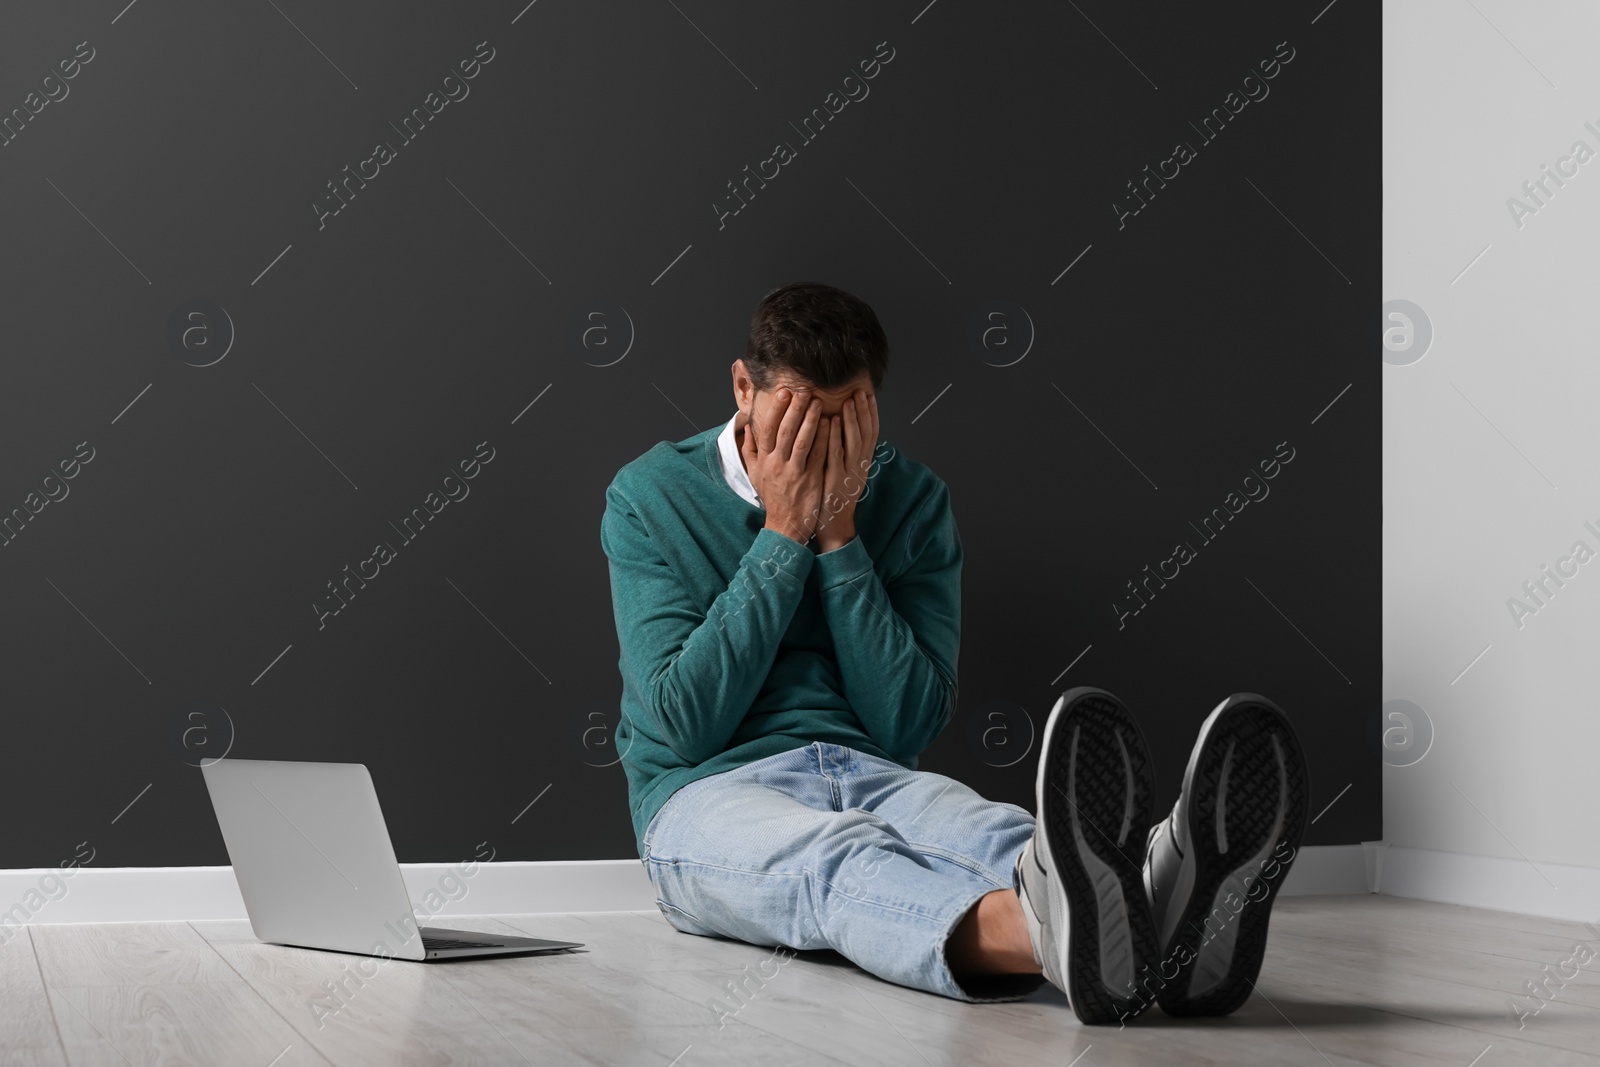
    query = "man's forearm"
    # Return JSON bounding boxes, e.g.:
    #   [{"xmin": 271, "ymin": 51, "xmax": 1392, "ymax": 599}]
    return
[
  {"xmin": 633, "ymin": 528, "xmax": 811, "ymax": 763},
  {"xmin": 813, "ymin": 537, "xmax": 958, "ymax": 760}
]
